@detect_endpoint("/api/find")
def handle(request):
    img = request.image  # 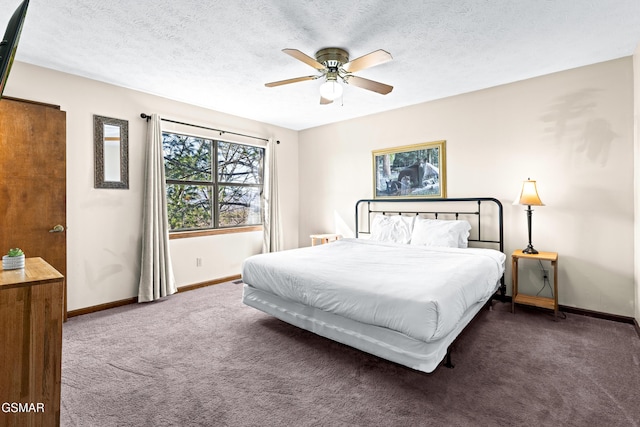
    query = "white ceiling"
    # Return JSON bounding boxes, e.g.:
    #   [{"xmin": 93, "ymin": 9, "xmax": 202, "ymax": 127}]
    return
[{"xmin": 3, "ymin": 0, "xmax": 640, "ymax": 130}]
